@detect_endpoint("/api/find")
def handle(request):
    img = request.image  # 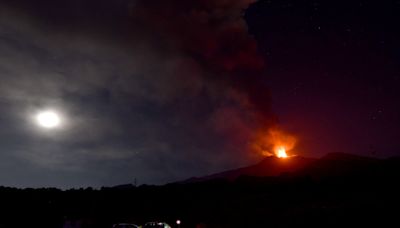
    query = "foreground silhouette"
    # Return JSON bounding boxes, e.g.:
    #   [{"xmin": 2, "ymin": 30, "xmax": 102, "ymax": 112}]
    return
[{"xmin": 0, "ymin": 153, "xmax": 399, "ymax": 227}]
